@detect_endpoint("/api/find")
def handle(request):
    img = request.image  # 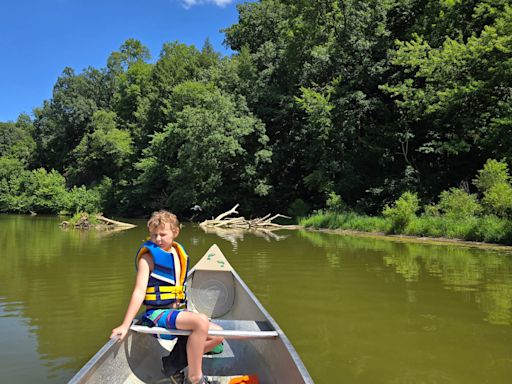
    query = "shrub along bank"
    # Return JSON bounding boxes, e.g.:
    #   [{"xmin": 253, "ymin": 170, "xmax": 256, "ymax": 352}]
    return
[{"xmin": 300, "ymin": 160, "xmax": 512, "ymax": 245}]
